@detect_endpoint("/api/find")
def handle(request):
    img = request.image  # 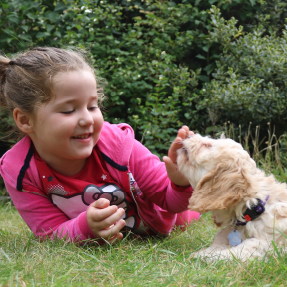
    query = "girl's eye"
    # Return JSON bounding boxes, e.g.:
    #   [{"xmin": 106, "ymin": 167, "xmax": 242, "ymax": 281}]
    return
[
  {"xmin": 61, "ymin": 110, "xmax": 75, "ymax": 115},
  {"xmin": 88, "ymin": 106, "xmax": 98, "ymax": 111}
]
